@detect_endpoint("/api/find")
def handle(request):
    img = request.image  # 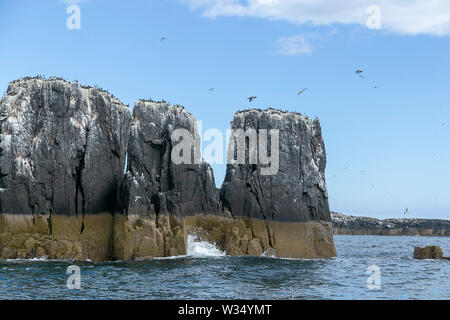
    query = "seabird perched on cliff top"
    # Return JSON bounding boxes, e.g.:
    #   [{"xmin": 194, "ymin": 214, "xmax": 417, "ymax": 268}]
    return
[
  {"xmin": 248, "ymin": 96, "xmax": 257, "ymax": 103},
  {"xmin": 298, "ymin": 88, "xmax": 308, "ymax": 95}
]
